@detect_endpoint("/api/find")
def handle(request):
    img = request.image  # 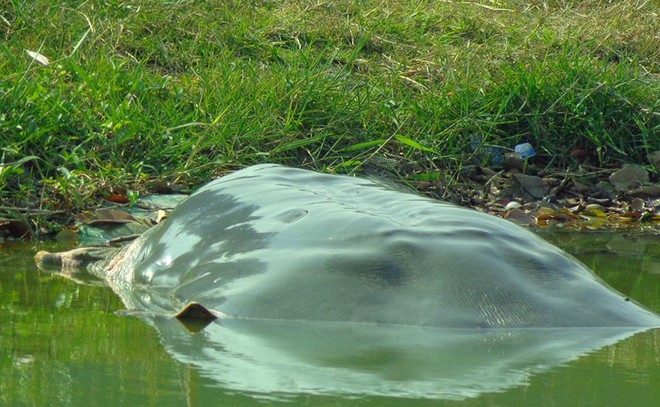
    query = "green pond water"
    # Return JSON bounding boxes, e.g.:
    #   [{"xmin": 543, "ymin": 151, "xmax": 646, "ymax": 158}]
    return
[{"xmin": 1, "ymin": 231, "xmax": 658, "ymax": 407}]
